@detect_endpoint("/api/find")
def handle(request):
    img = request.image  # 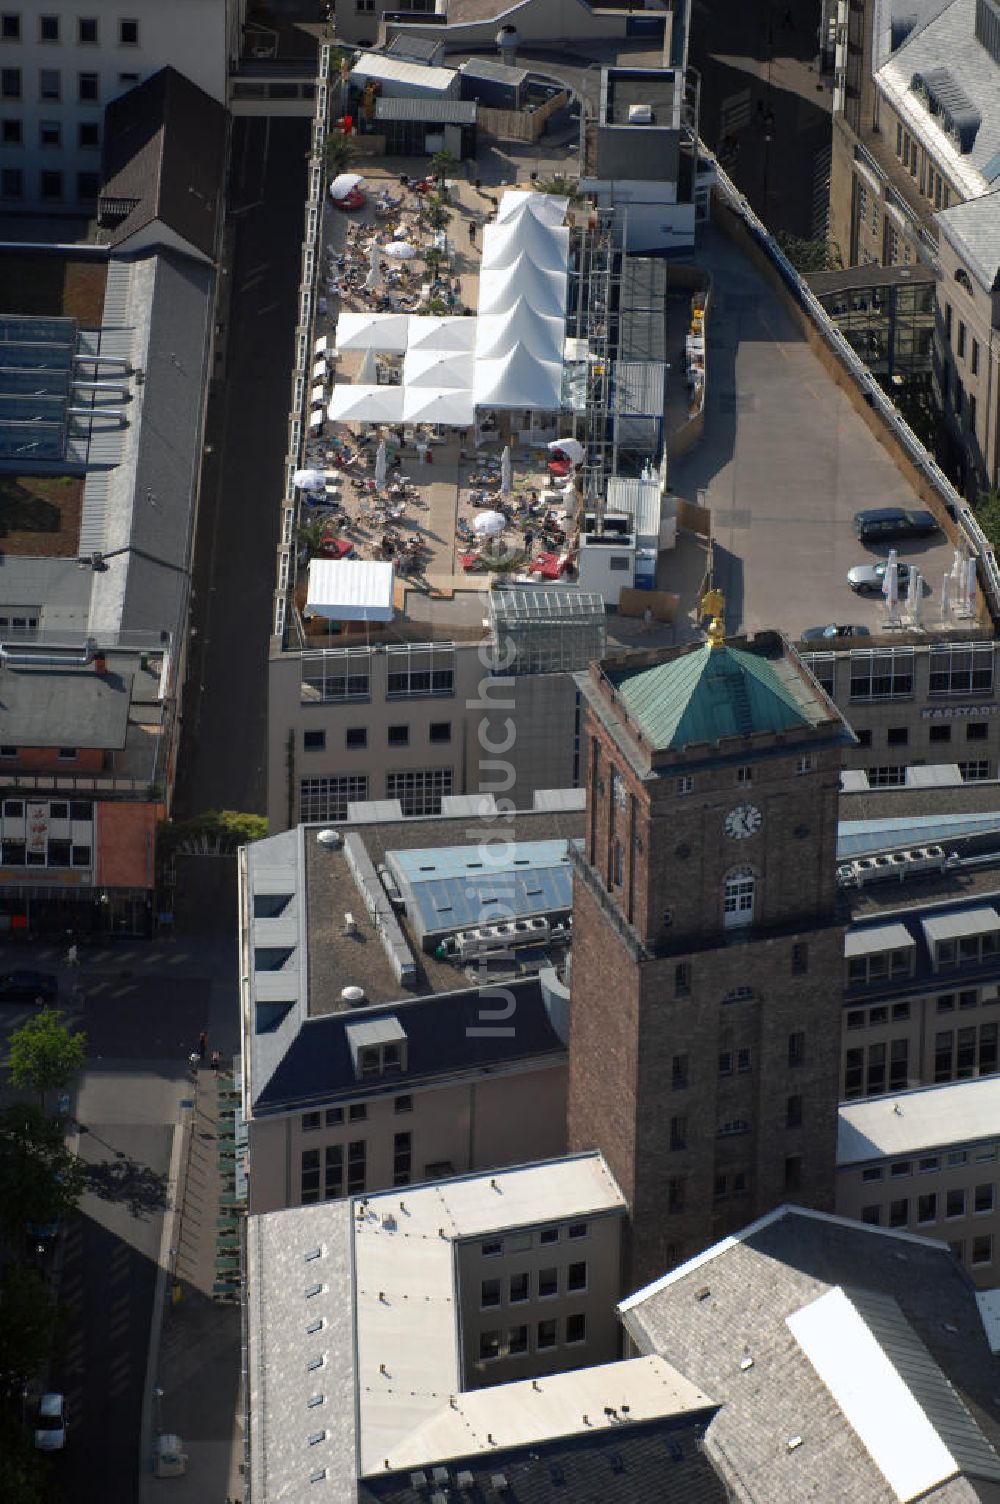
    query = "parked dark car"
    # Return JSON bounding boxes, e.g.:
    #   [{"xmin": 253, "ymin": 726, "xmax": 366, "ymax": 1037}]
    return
[
  {"xmin": 801, "ymin": 624, "xmax": 872, "ymax": 642},
  {"xmin": 0, "ymin": 970, "xmax": 58, "ymax": 1003},
  {"xmin": 853, "ymin": 507, "xmax": 940, "ymax": 543}
]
